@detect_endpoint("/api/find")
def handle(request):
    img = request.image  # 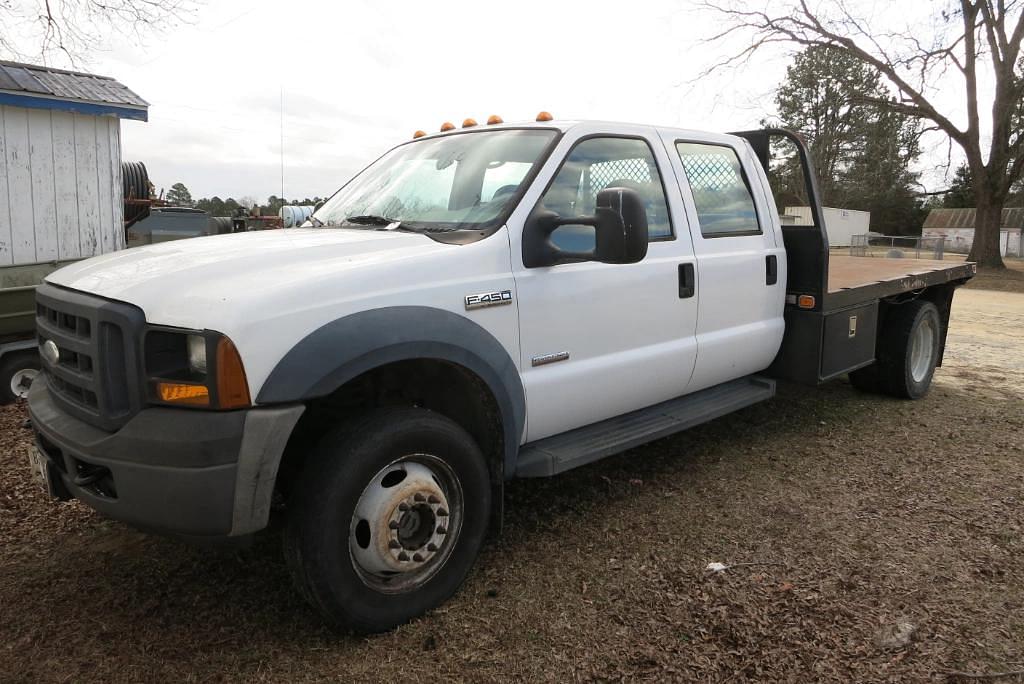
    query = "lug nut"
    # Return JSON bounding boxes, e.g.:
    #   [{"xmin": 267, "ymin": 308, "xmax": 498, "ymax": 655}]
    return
[
  {"xmin": 414, "ymin": 493, "xmax": 426, "ymax": 502},
  {"xmin": 388, "ymin": 540, "xmax": 401, "ymax": 549},
  {"xmin": 428, "ymin": 494, "xmax": 441, "ymax": 504},
  {"xmin": 398, "ymin": 502, "xmax": 409, "ymax": 511},
  {"xmin": 389, "ymin": 520, "xmax": 399, "ymax": 530},
  {"xmin": 427, "ymin": 543, "xmax": 438, "ymax": 552},
  {"xmin": 436, "ymin": 526, "xmax": 447, "ymax": 535},
  {"xmin": 436, "ymin": 508, "xmax": 449, "ymax": 517},
  {"xmin": 398, "ymin": 552, "xmax": 410, "ymax": 561},
  {"xmin": 413, "ymin": 553, "xmax": 424, "ymax": 562}
]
